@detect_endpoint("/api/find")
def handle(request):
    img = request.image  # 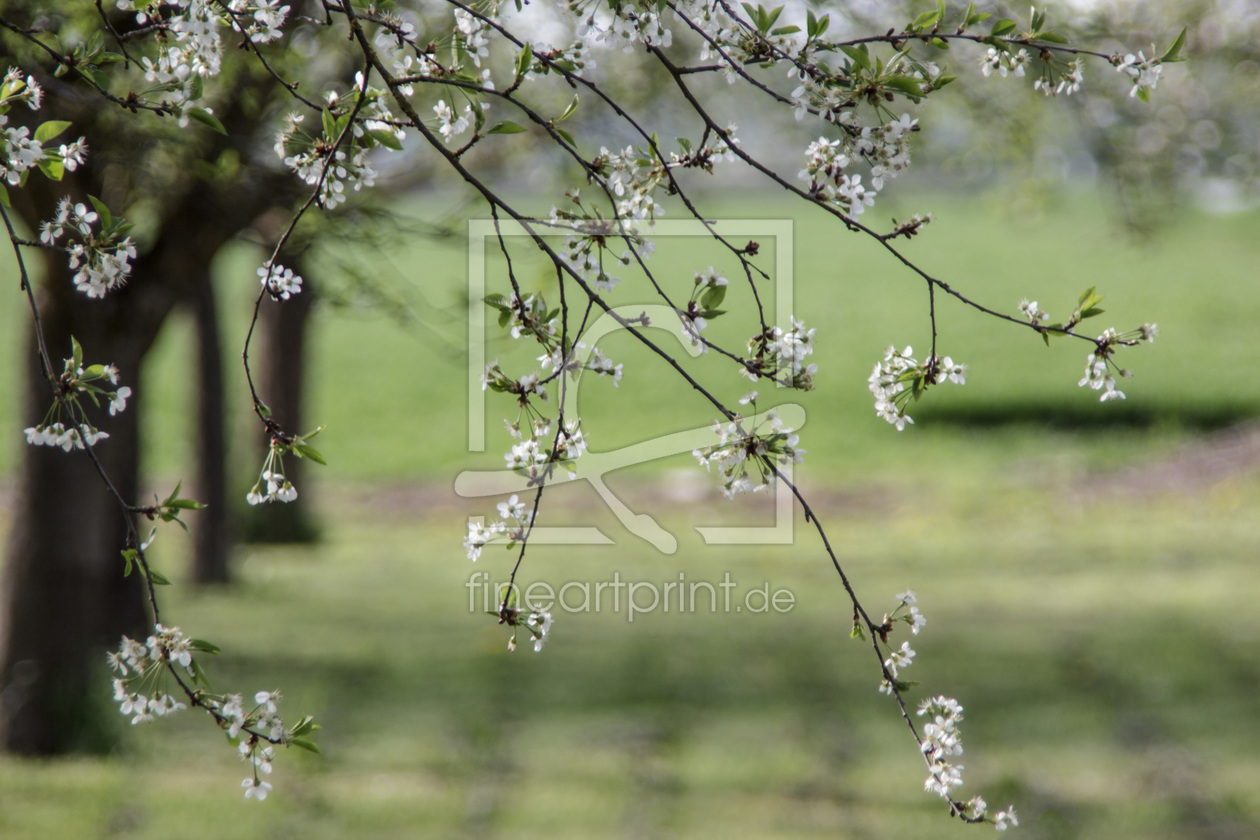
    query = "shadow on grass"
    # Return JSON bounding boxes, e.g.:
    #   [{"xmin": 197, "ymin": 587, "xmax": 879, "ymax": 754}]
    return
[{"xmin": 917, "ymin": 401, "xmax": 1259, "ymax": 431}]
